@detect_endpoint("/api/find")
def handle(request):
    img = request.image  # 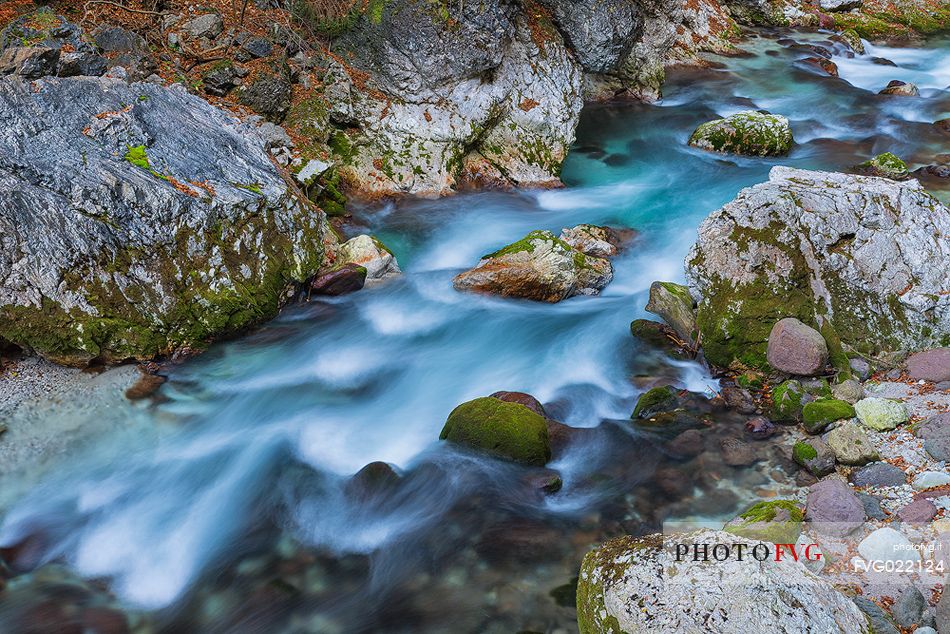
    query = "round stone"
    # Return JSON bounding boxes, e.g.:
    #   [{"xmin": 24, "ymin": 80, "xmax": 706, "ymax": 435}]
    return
[{"xmin": 766, "ymin": 318, "xmax": 829, "ymax": 376}]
